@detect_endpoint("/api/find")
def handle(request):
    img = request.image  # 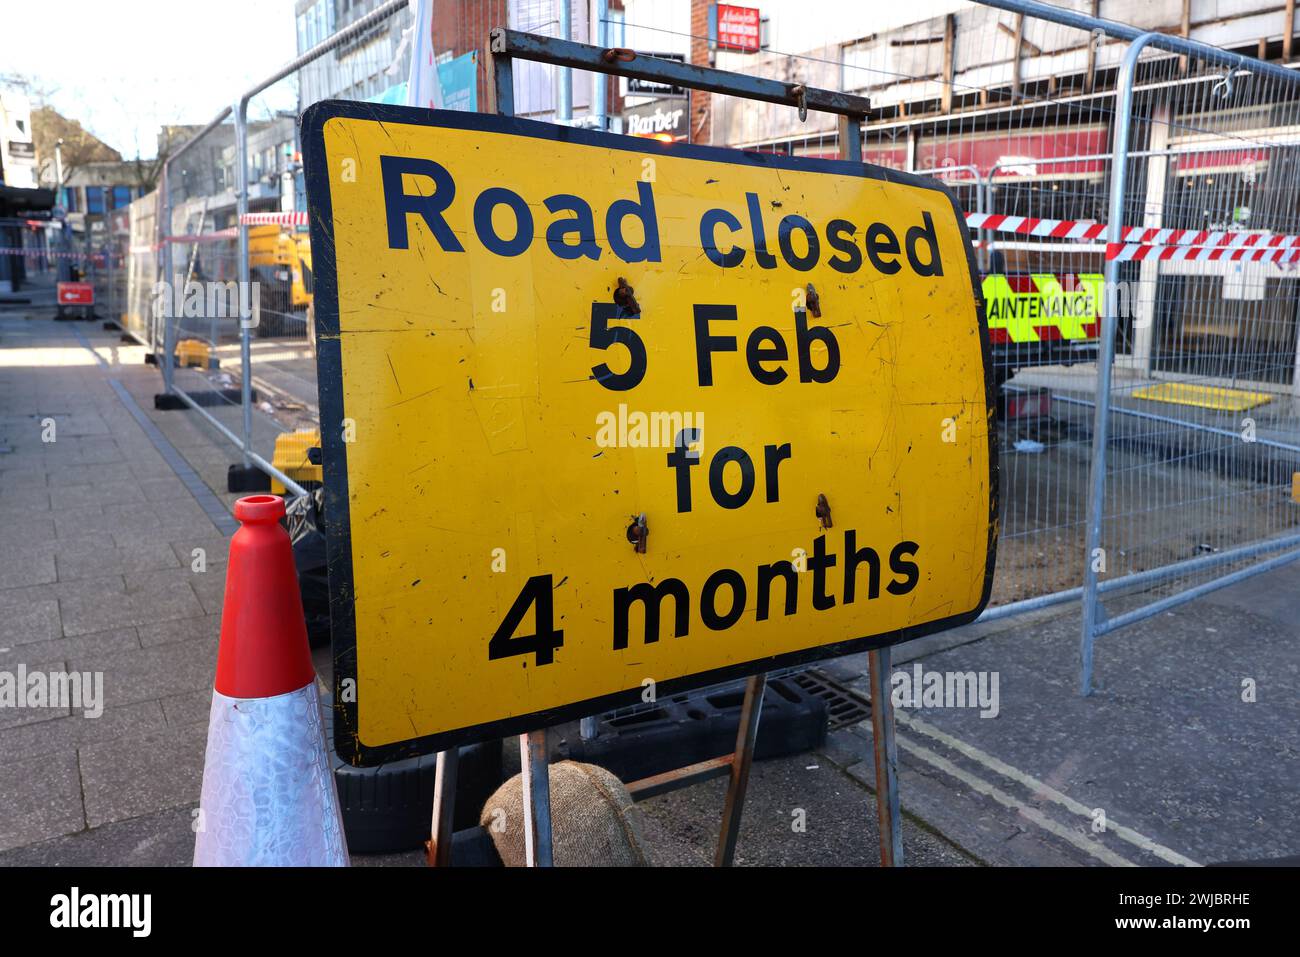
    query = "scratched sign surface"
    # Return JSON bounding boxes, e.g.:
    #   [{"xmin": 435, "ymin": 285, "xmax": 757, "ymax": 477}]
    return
[{"xmin": 303, "ymin": 102, "xmax": 997, "ymax": 765}]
